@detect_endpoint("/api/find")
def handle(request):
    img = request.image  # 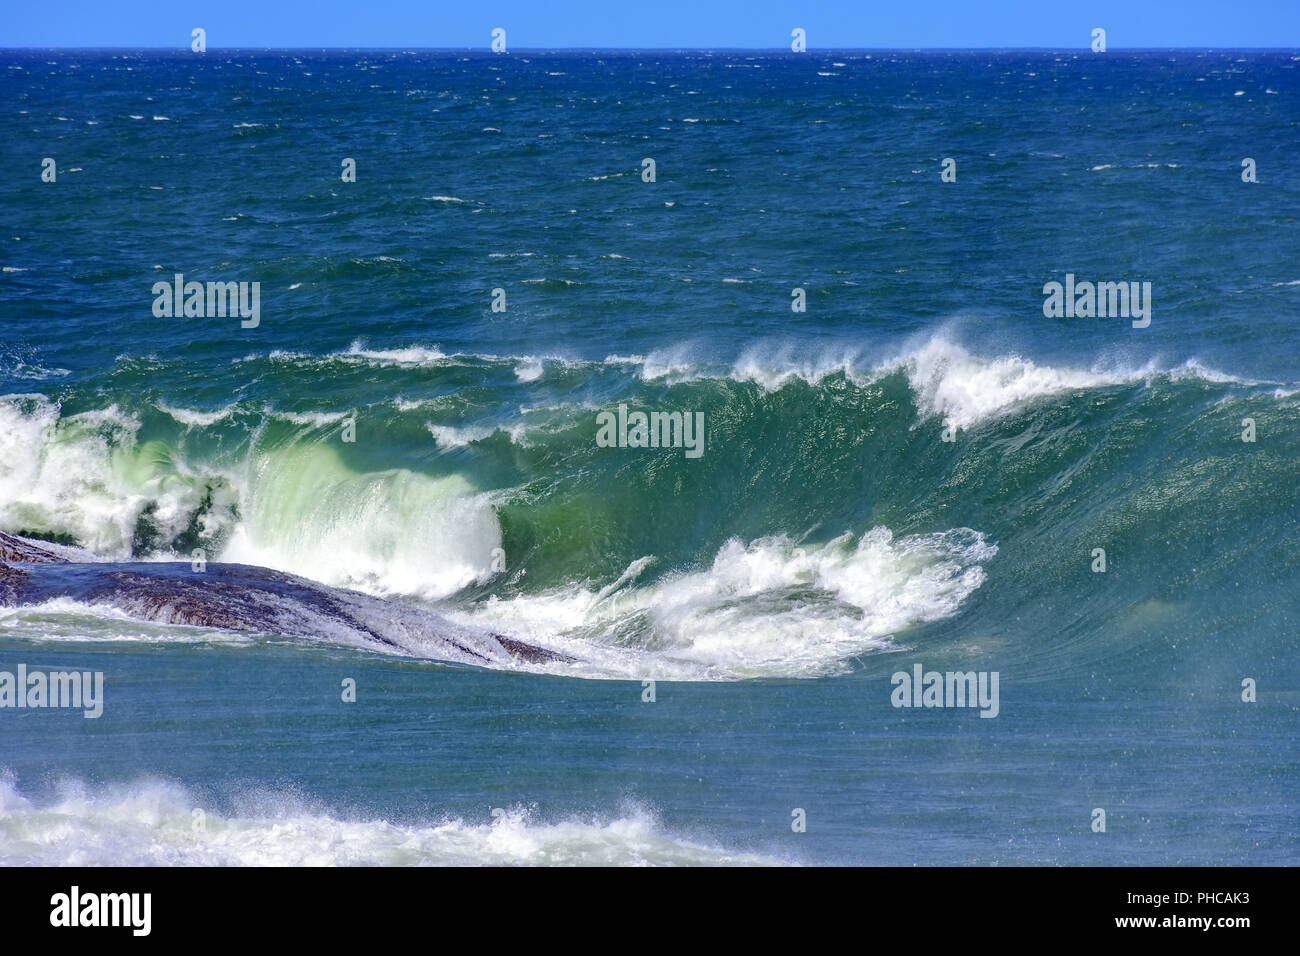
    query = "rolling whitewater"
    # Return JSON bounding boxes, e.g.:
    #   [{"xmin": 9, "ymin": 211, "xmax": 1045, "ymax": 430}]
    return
[{"xmin": 1, "ymin": 50, "xmax": 1298, "ymax": 865}]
